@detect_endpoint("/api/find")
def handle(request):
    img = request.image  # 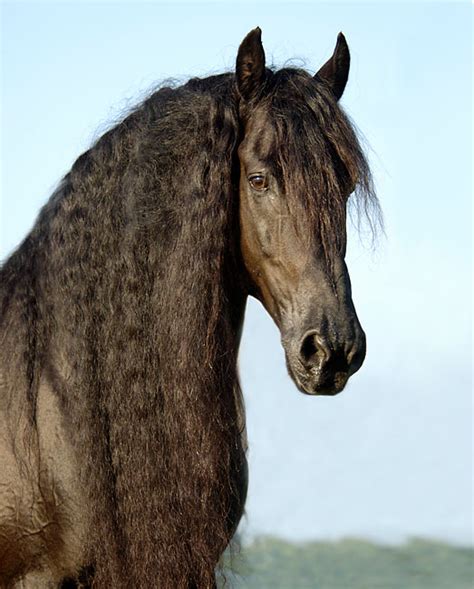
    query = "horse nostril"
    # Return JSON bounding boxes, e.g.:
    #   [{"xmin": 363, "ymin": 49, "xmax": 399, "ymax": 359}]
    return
[
  {"xmin": 300, "ymin": 331, "xmax": 330, "ymax": 368},
  {"xmin": 300, "ymin": 333, "xmax": 317, "ymax": 363}
]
